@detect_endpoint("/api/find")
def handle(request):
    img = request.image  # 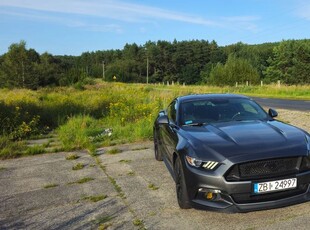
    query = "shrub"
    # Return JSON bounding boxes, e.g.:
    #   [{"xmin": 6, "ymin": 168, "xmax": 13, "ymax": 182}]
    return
[
  {"xmin": 0, "ymin": 136, "xmax": 25, "ymax": 159},
  {"xmin": 58, "ymin": 115, "xmax": 103, "ymax": 151}
]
